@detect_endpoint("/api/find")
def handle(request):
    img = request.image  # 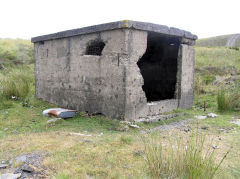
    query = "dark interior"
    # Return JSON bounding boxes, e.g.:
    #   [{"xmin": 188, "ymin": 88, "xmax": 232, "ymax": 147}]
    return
[
  {"xmin": 86, "ymin": 40, "xmax": 105, "ymax": 56},
  {"xmin": 137, "ymin": 32, "xmax": 180, "ymax": 102}
]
